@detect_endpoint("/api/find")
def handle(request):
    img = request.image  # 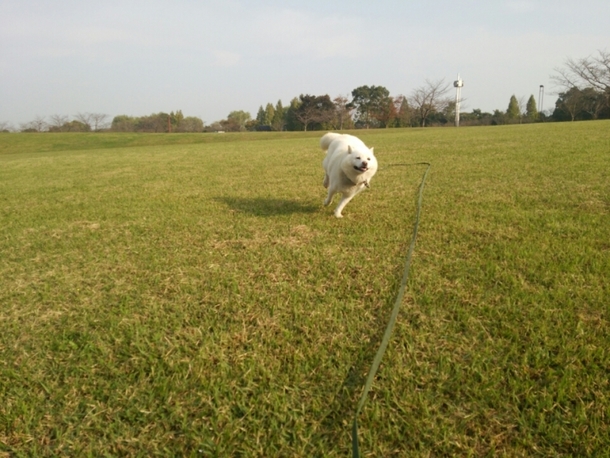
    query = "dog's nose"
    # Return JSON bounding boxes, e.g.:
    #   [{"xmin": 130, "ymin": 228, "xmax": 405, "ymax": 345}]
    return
[{"xmin": 361, "ymin": 161, "xmax": 368, "ymax": 167}]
